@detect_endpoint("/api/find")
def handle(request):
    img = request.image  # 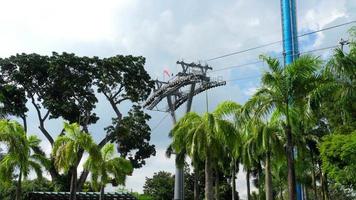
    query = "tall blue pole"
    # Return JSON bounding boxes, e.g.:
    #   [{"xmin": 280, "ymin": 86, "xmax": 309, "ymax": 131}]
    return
[
  {"xmin": 281, "ymin": 0, "xmax": 299, "ymax": 64},
  {"xmin": 280, "ymin": 0, "xmax": 303, "ymax": 200}
]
